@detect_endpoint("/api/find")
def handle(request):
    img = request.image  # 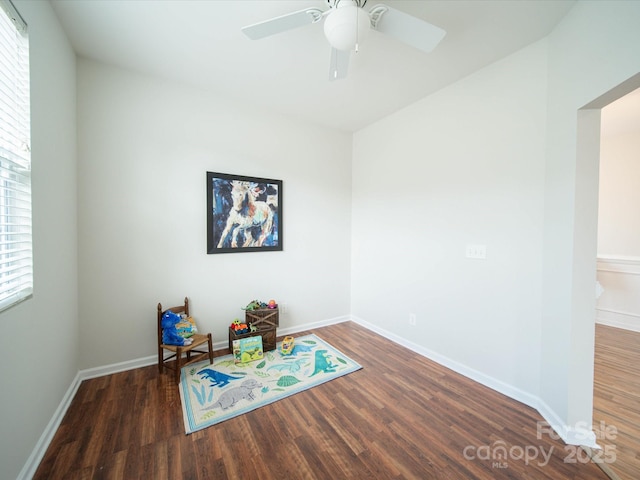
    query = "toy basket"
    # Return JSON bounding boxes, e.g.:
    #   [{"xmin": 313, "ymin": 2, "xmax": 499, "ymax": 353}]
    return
[
  {"xmin": 228, "ymin": 325, "xmax": 276, "ymax": 352},
  {"xmin": 245, "ymin": 308, "xmax": 279, "ymax": 328}
]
